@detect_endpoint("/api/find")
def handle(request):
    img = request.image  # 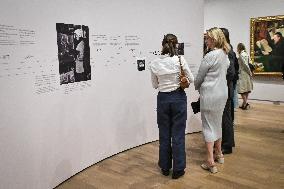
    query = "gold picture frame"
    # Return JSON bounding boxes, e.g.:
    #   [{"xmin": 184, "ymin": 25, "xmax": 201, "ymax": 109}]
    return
[{"xmin": 250, "ymin": 15, "xmax": 284, "ymax": 77}]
